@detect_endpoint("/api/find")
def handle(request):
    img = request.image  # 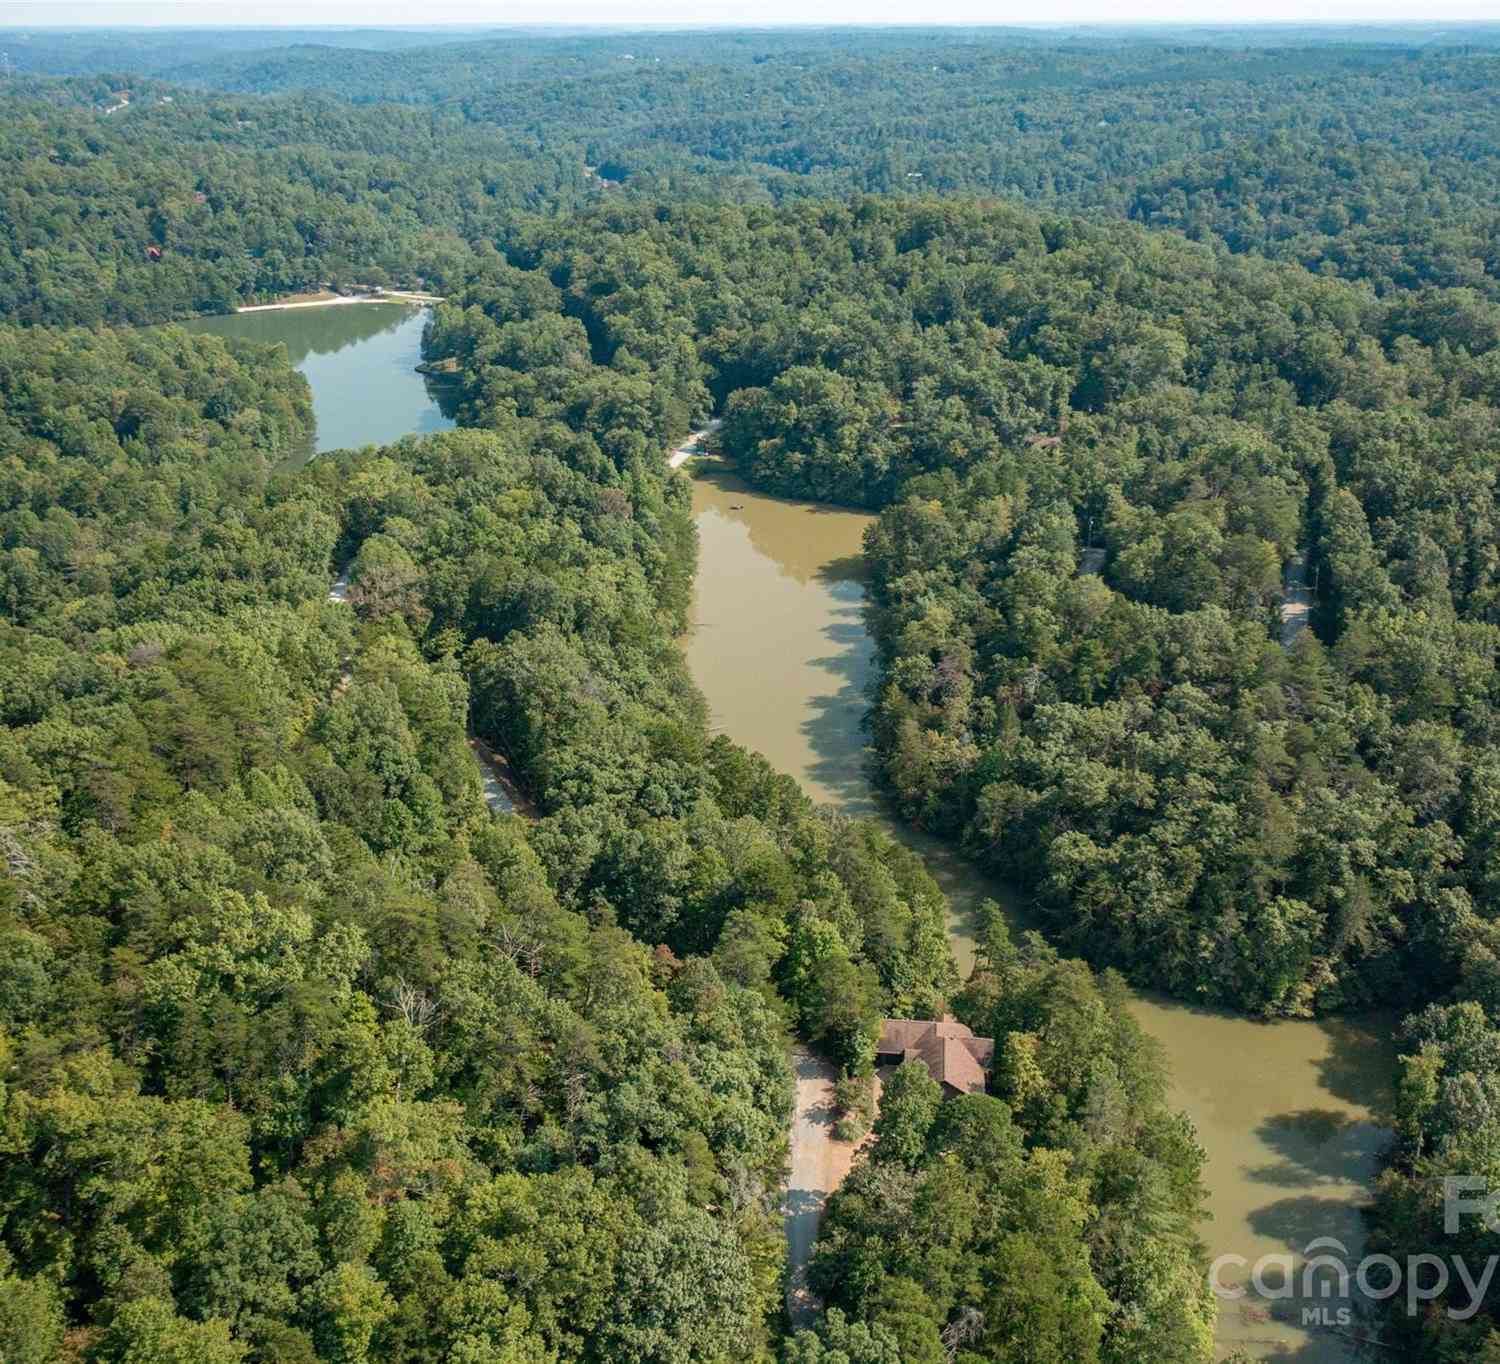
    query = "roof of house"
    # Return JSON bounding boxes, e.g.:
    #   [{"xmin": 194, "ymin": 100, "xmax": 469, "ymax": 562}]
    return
[{"xmin": 877, "ymin": 1016, "xmax": 995, "ymax": 1096}]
